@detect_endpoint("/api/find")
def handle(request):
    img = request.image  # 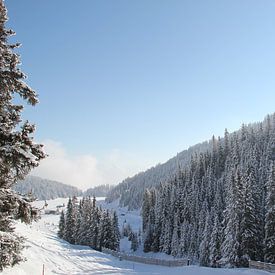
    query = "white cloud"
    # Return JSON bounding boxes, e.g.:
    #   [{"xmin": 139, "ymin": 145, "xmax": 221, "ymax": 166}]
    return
[{"xmin": 31, "ymin": 140, "xmax": 154, "ymax": 190}]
